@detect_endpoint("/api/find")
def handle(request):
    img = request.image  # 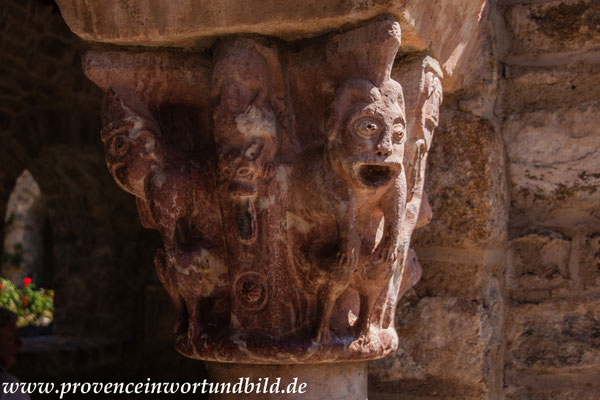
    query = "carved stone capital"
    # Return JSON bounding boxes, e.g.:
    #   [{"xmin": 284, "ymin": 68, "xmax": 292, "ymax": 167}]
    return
[{"xmin": 91, "ymin": 15, "xmax": 443, "ymax": 364}]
